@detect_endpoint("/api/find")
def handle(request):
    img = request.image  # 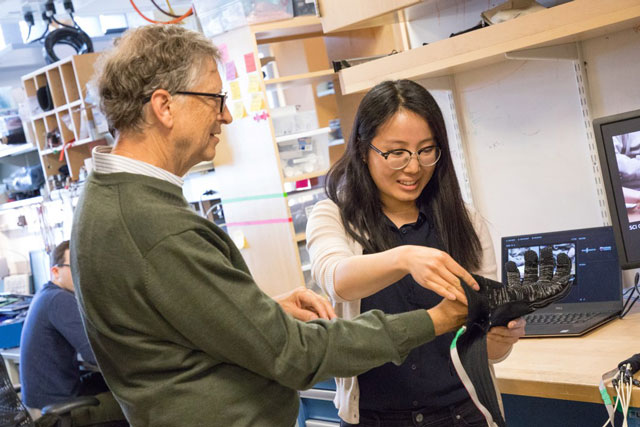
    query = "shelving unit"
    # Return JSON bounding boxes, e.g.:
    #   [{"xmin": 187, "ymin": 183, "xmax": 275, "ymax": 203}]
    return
[
  {"xmin": 318, "ymin": 0, "xmax": 420, "ymax": 33},
  {"xmin": 336, "ymin": 0, "xmax": 640, "ymax": 94},
  {"xmin": 20, "ymin": 53, "xmax": 107, "ymax": 192},
  {"xmin": 264, "ymin": 69, "xmax": 335, "ymax": 89},
  {"xmin": 283, "ymin": 169, "xmax": 329, "ymax": 183}
]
